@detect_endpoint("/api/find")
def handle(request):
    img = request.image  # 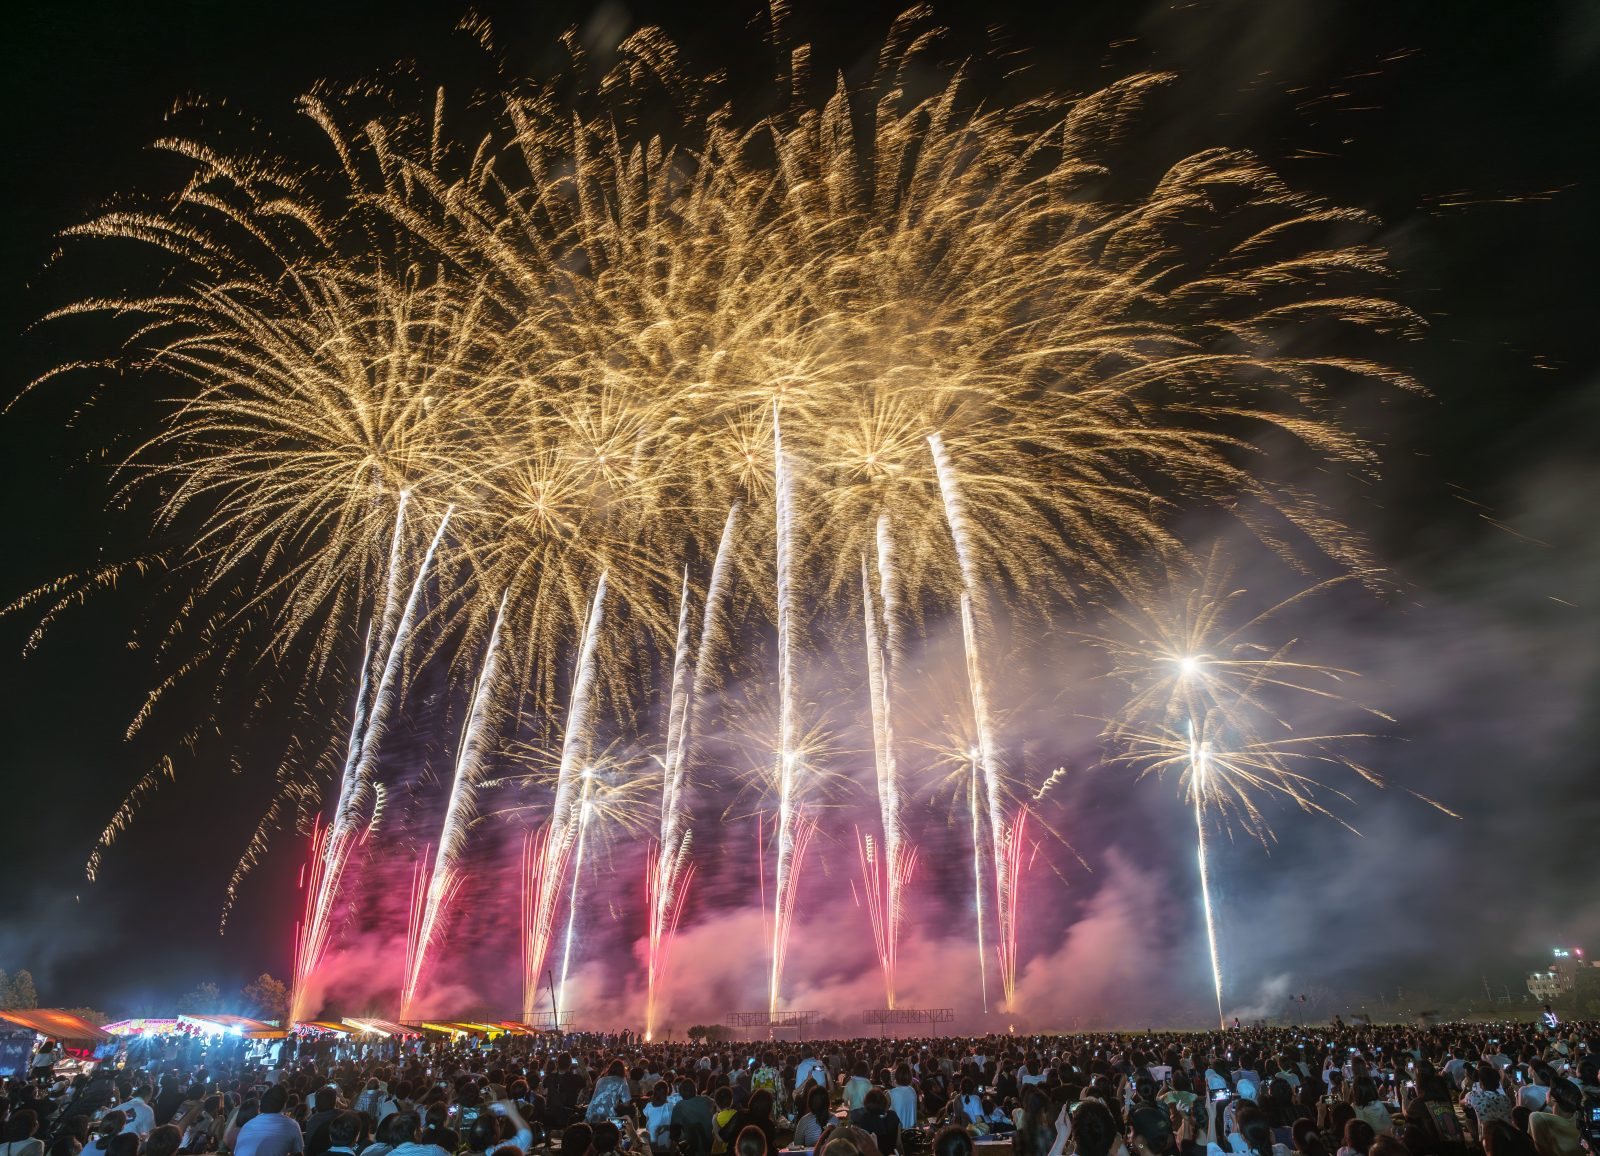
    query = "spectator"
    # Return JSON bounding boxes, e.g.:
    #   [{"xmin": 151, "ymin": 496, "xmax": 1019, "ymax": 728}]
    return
[
  {"xmin": 887, "ymin": 1067, "xmax": 917, "ymax": 1133},
  {"xmin": 234, "ymin": 1088, "xmax": 303, "ymax": 1156},
  {"xmin": 1526, "ymin": 1078, "xmax": 1583, "ymax": 1156}
]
